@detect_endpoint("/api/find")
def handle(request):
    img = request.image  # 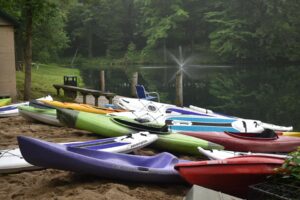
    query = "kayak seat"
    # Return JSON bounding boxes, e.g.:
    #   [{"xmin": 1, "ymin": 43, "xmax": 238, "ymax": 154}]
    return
[
  {"xmin": 259, "ymin": 129, "xmax": 277, "ymax": 138},
  {"xmin": 135, "ymin": 85, "xmax": 160, "ymax": 102},
  {"xmin": 227, "ymin": 129, "xmax": 278, "ymax": 139}
]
